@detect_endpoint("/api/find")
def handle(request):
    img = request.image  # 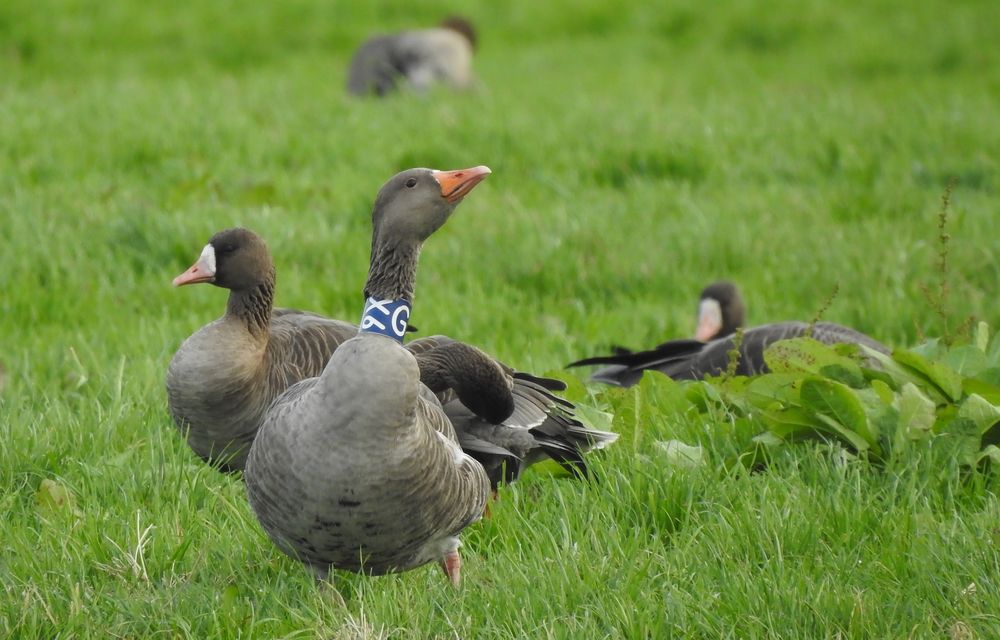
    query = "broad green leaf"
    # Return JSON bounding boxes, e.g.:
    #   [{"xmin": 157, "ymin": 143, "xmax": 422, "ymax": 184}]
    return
[
  {"xmin": 973, "ymin": 367, "xmax": 1000, "ymax": 387},
  {"xmin": 819, "ymin": 363, "xmax": 866, "ymax": 388},
  {"xmin": 800, "ymin": 378, "xmax": 874, "ymax": 448},
  {"xmin": 895, "ymin": 382, "xmax": 936, "ymax": 439},
  {"xmin": 933, "ymin": 404, "xmax": 959, "ymax": 432},
  {"xmin": 978, "ymin": 445, "xmax": 1000, "ymax": 474},
  {"xmin": 611, "ymin": 387, "xmax": 640, "ymax": 446},
  {"xmin": 862, "ymin": 365, "xmax": 899, "ymax": 390},
  {"xmin": 35, "ymin": 478, "xmax": 83, "ymax": 518},
  {"xmin": 871, "ymin": 379, "xmax": 895, "ymax": 405},
  {"xmin": 546, "ymin": 370, "xmax": 590, "ymax": 403},
  {"xmin": 765, "ymin": 337, "xmax": 865, "ymax": 382},
  {"xmin": 574, "ymin": 404, "xmax": 615, "ymax": 433},
  {"xmin": 893, "ymin": 349, "xmax": 963, "ymax": 402},
  {"xmin": 938, "ymin": 417, "xmax": 983, "ymax": 467},
  {"xmin": 909, "ymin": 339, "xmax": 946, "ymax": 360},
  {"xmin": 943, "ymin": 345, "xmax": 988, "ymax": 378},
  {"xmin": 814, "ymin": 413, "xmax": 872, "ymax": 453},
  {"xmin": 975, "ymin": 321, "xmax": 990, "ymax": 353},
  {"xmin": 639, "ymin": 373, "xmax": 694, "ymax": 415},
  {"xmin": 685, "ymin": 380, "xmax": 726, "ymax": 412},
  {"xmin": 963, "ymin": 376, "xmax": 1000, "ymax": 405},
  {"xmin": 745, "ymin": 373, "xmax": 803, "ymax": 410},
  {"xmin": 855, "ymin": 387, "xmax": 896, "ymax": 448},
  {"xmin": 654, "ymin": 440, "xmax": 706, "ymax": 469},
  {"xmin": 891, "ymin": 382, "xmax": 933, "ymax": 458},
  {"xmin": 957, "ymin": 394, "xmax": 1000, "ymax": 434},
  {"xmin": 988, "ymin": 328, "xmax": 1000, "ymax": 368},
  {"xmin": 861, "ymin": 347, "xmax": 948, "ymax": 405},
  {"xmin": 752, "ymin": 431, "xmax": 785, "ymax": 447},
  {"xmin": 760, "ymin": 406, "xmax": 822, "ymax": 438}
]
